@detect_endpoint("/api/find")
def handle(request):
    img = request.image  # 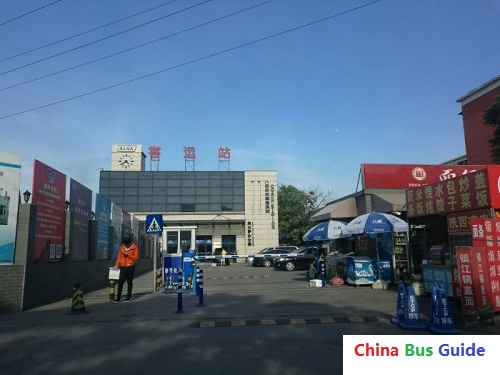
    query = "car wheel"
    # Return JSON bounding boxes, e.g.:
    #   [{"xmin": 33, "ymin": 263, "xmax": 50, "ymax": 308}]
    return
[
  {"xmin": 285, "ymin": 261, "xmax": 295, "ymax": 271},
  {"xmin": 263, "ymin": 259, "xmax": 272, "ymax": 268}
]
